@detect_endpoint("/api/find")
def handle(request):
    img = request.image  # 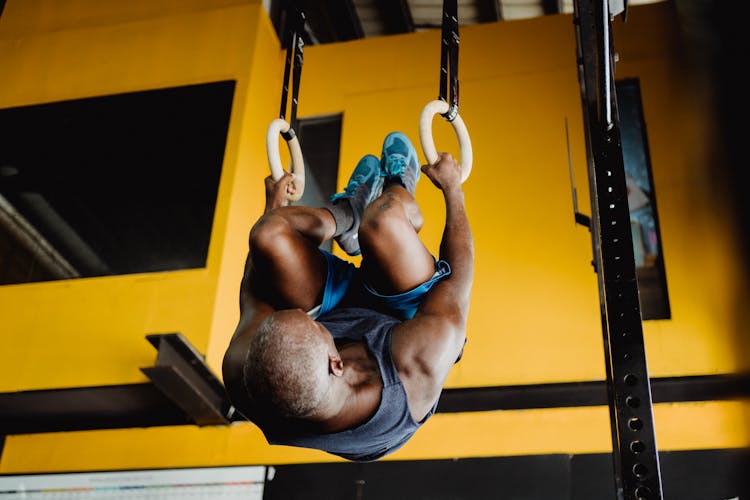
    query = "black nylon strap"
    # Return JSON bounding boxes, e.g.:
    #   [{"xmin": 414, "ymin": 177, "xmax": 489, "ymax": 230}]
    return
[
  {"xmin": 279, "ymin": 8, "xmax": 305, "ymax": 133},
  {"xmin": 439, "ymin": 0, "xmax": 459, "ymax": 121}
]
